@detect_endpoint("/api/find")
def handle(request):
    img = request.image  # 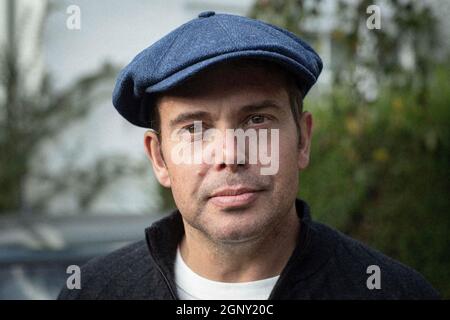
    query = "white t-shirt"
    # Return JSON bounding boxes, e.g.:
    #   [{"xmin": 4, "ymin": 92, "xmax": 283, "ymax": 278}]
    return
[{"xmin": 174, "ymin": 247, "xmax": 280, "ymax": 300}]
